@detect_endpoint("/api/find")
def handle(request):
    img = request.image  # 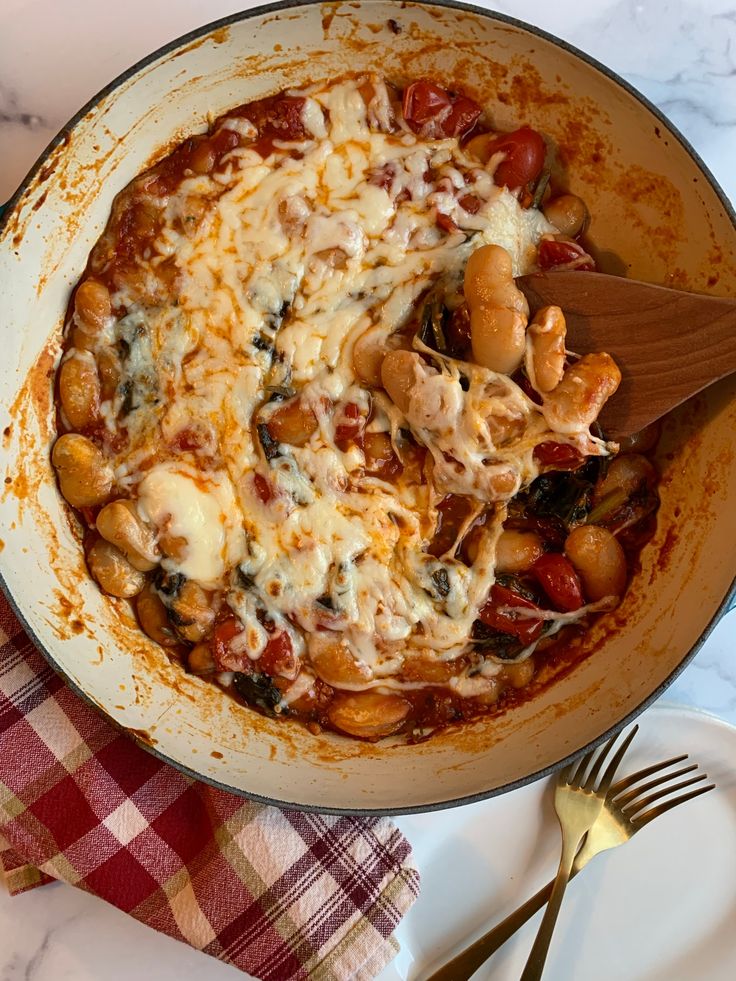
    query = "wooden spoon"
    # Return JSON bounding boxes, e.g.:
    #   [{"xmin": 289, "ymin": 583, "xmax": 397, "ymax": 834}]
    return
[{"xmin": 517, "ymin": 270, "xmax": 736, "ymax": 439}]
